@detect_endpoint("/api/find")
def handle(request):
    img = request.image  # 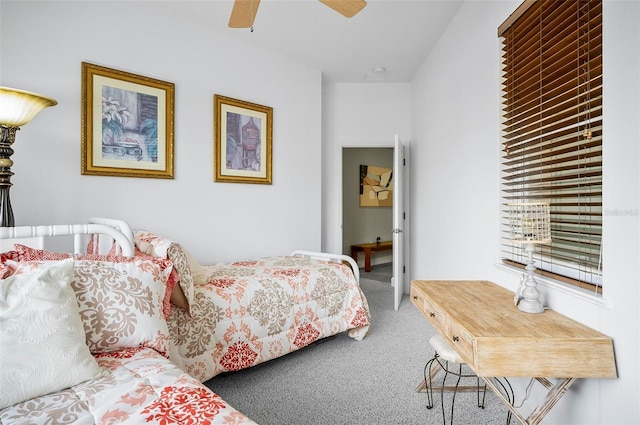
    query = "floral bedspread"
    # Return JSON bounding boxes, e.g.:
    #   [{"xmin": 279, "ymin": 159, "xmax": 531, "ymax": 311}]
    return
[
  {"xmin": 0, "ymin": 347, "xmax": 256, "ymax": 425},
  {"xmin": 167, "ymin": 256, "xmax": 371, "ymax": 382}
]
